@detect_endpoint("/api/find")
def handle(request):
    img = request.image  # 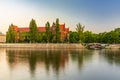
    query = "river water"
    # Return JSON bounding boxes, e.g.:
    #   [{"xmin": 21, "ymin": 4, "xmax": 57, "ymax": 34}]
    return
[{"xmin": 0, "ymin": 48, "xmax": 120, "ymax": 80}]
